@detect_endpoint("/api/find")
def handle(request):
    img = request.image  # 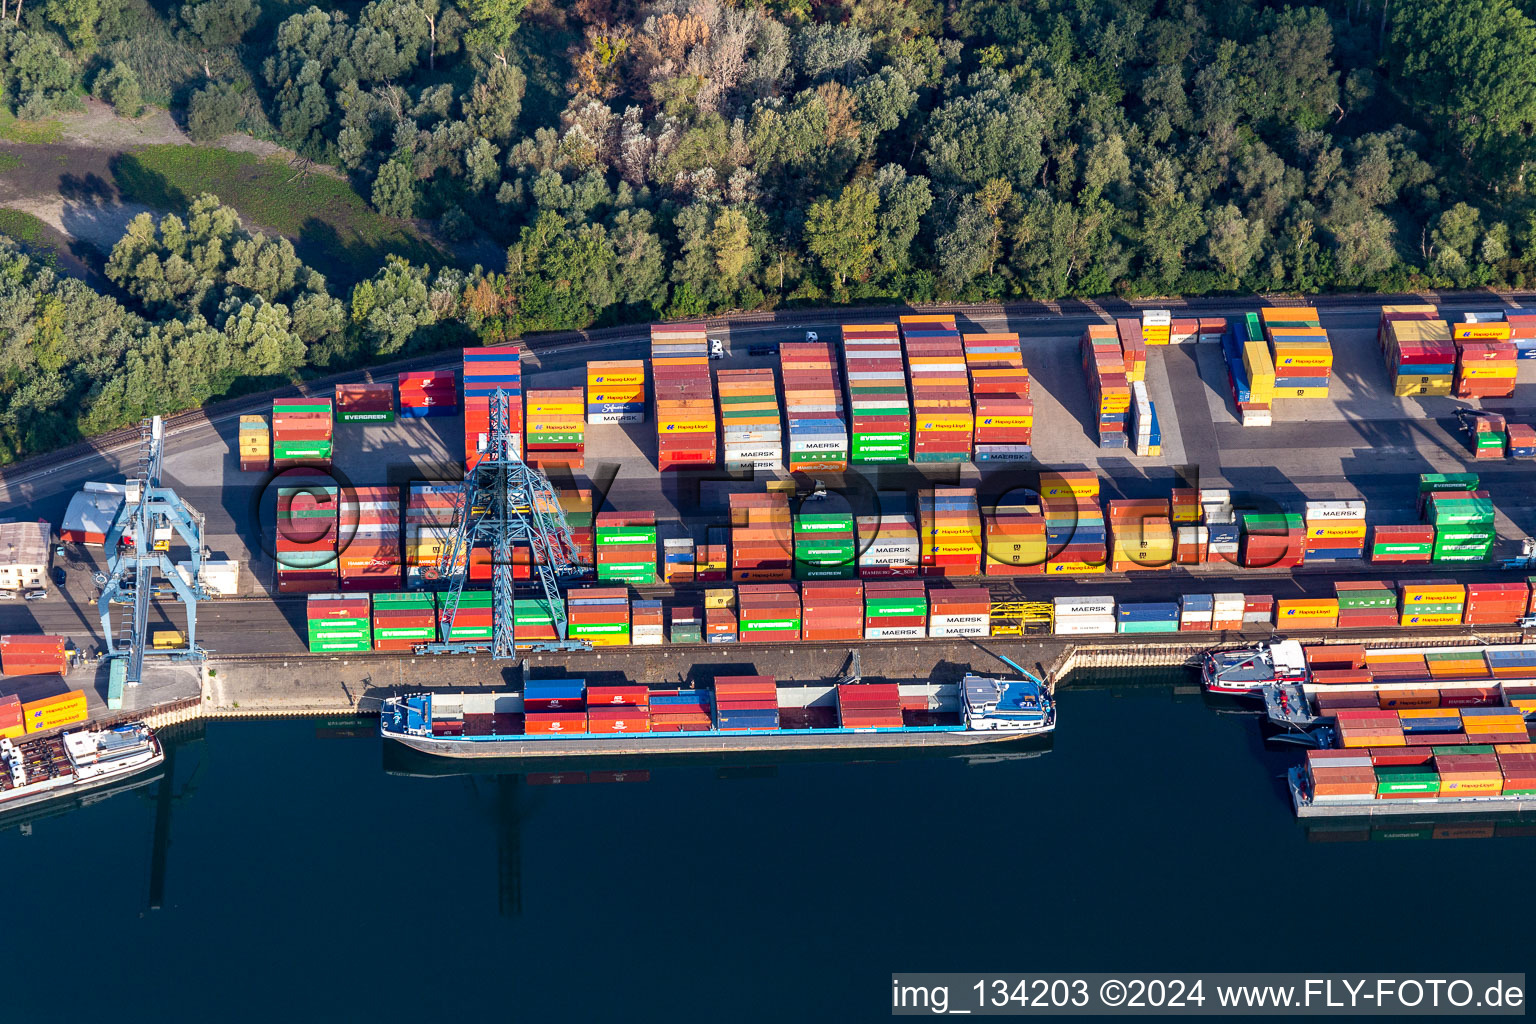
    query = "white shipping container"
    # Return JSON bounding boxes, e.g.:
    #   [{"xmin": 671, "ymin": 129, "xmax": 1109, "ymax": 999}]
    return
[
  {"xmin": 1053, "ymin": 616, "xmax": 1118, "ymax": 635},
  {"xmin": 1053, "ymin": 596, "xmax": 1115, "ymax": 615},
  {"xmin": 790, "ymin": 439, "xmax": 849, "ymax": 452},
  {"xmin": 1141, "ymin": 309, "xmax": 1172, "ymax": 327},
  {"xmin": 865, "ymin": 626, "xmax": 927, "ymax": 640},
  {"xmin": 929, "ymin": 613, "xmax": 989, "ymax": 627},
  {"xmin": 587, "ymin": 412, "xmax": 644, "ymax": 424},
  {"xmin": 1303, "ymin": 500, "xmax": 1367, "ymax": 520},
  {"xmin": 929, "ymin": 621, "xmax": 988, "ymax": 637}
]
